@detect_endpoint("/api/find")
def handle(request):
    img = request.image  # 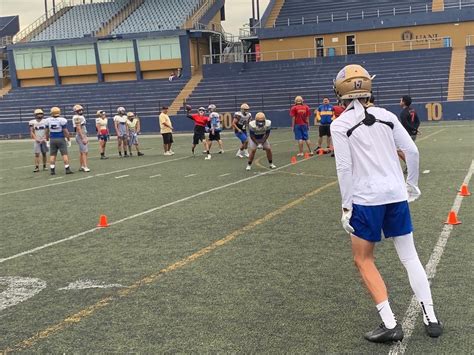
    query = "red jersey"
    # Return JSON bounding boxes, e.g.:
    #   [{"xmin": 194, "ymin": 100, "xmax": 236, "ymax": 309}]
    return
[
  {"xmin": 333, "ymin": 105, "xmax": 345, "ymax": 118},
  {"xmin": 190, "ymin": 114, "xmax": 210, "ymax": 127},
  {"xmin": 290, "ymin": 104, "xmax": 310, "ymax": 125}
]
